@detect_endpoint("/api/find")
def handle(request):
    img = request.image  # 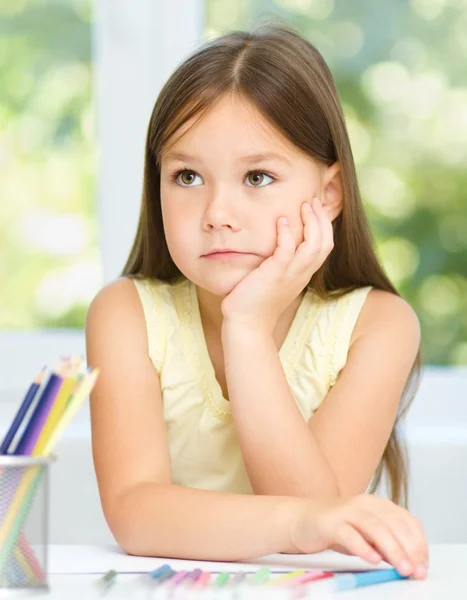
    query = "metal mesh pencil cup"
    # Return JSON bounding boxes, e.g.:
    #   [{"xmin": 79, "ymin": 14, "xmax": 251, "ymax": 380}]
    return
[{"xmin": 0, "ymin": 455, "xmax": 54, "ymax": 595}]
